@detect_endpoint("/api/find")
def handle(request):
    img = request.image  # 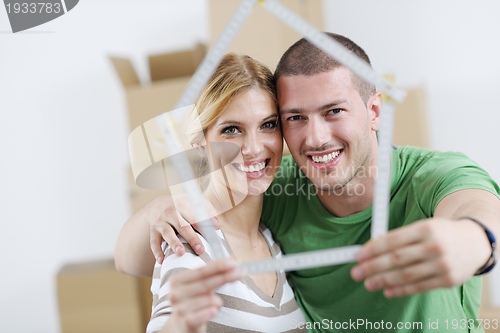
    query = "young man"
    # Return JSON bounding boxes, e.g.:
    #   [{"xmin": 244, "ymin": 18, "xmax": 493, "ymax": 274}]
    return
[{"xmin": 115, "ymin": 34, "xmax": 500, "ymax": 332}]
